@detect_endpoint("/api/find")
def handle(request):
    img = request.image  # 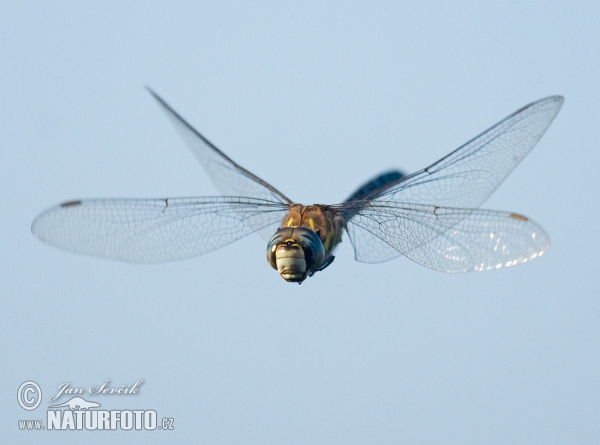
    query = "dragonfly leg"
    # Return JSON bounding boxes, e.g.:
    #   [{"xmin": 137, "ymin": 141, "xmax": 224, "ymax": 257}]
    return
[{"xmin": 309, "ymin": 256, "xmax": 335, "ymax": 277}]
